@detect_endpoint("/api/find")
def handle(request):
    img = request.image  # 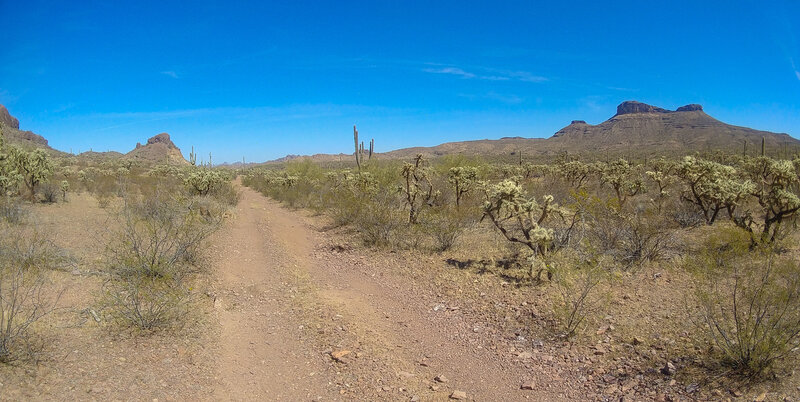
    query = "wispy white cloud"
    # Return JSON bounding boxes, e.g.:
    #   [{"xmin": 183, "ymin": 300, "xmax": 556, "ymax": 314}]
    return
[
  {"xmin": 796, "ymin": 70, "xmax": 800, "ymax": 81},
  {"xmin": 422, "ymin": 67, "xmax": 476, "ymax": 79},
  {"xmin": 422, "ymin": 64, "xmax": 546, "ymax": 83},
  {"xmin": 160, "ymin": 70, "xmax": 180, "ymax": 79}
]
